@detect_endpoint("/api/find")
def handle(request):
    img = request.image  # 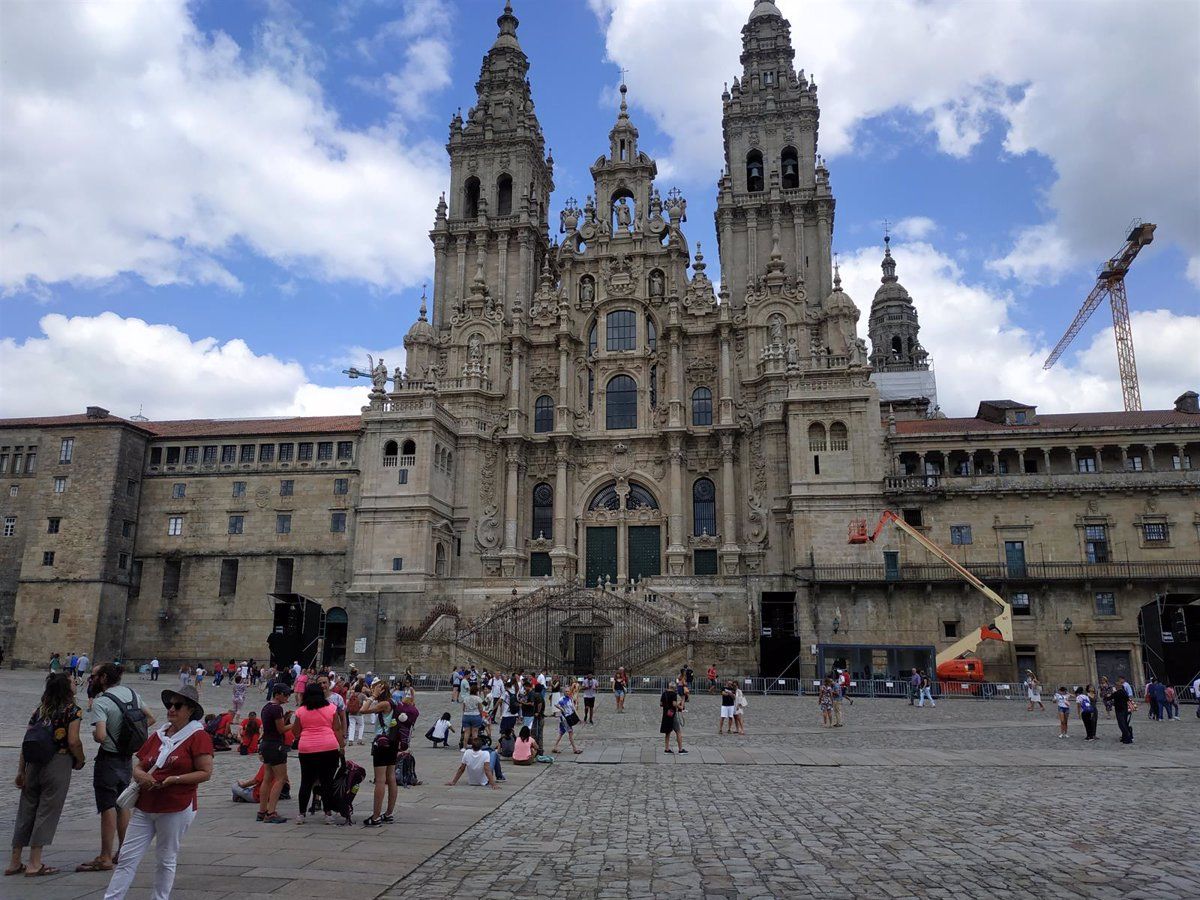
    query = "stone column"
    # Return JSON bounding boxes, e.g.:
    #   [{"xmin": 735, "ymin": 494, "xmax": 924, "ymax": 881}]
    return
[
  {"xmin": 1042, "ymin": 448, "xmax": 1052, "ymax": 475},
  {"xmin": 498, "ymin": 232, "xmax": 509, "ymax": 310},
  {"xmin": 989, "ymin": 449, "xmax": 999, "ymax": 474},
  {"xmin": 455, "ymin": 238, "xmax": 468, "ymax": 300},
  {"xmin": 792, "ymin": 209, "xmax": 805, "ymax": 281},
  {"xmin": 551, "ymin": 439, "xmax": 574, "ymax": 576},
  {"xmin": 1147, "ymin": 445, "xmax": 1156, "ymax": 471},
  {"xmin": 669, "ymin": 328, "xmax": 684, "ymax": 428},
  {"xmin": 557, "ymin": 336, "xmax": 571, "ymax": 427},
  {"xmin": 500, "ymin": 449, "xmax": 523, "ymax": 576},
  {"xmin": 1119, "ymin": 445, "xmax": 1129, "ymax": 471},
  {"xmin": 667, "ymin": 436, "xmax": 687, "ymax": 574},
  {"xmin": 507, "ymin": 340, "xmax": 523, "ymax": 434},
  {"xmin": 1175, "ymin": 443, "xmax": 1186, "ymax": 469},
  {"xmin": 432, "ymin": 236, "xmax": 447, "ymax": 327},
  {"xmin": 718, "ymin": 324, "xmax": 733, "ymax": 426},
  {"xmin": 815, "ymin": 209, "xmax": 832, "ymax": 300},
  {"xmin": 719, "ymin": 433, "xmax": 740, "ymax": 573},
  {"xmin": 746, "ymin": 210, "xmax": 758, "ymax": 283},
  {"xmin": 1069, "ymin": 447, "xmax": 1078, "ymax": 472},
  {"xmin": 1094, "ymin": 448, "xmax": 1103, "ymax": 472}
]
